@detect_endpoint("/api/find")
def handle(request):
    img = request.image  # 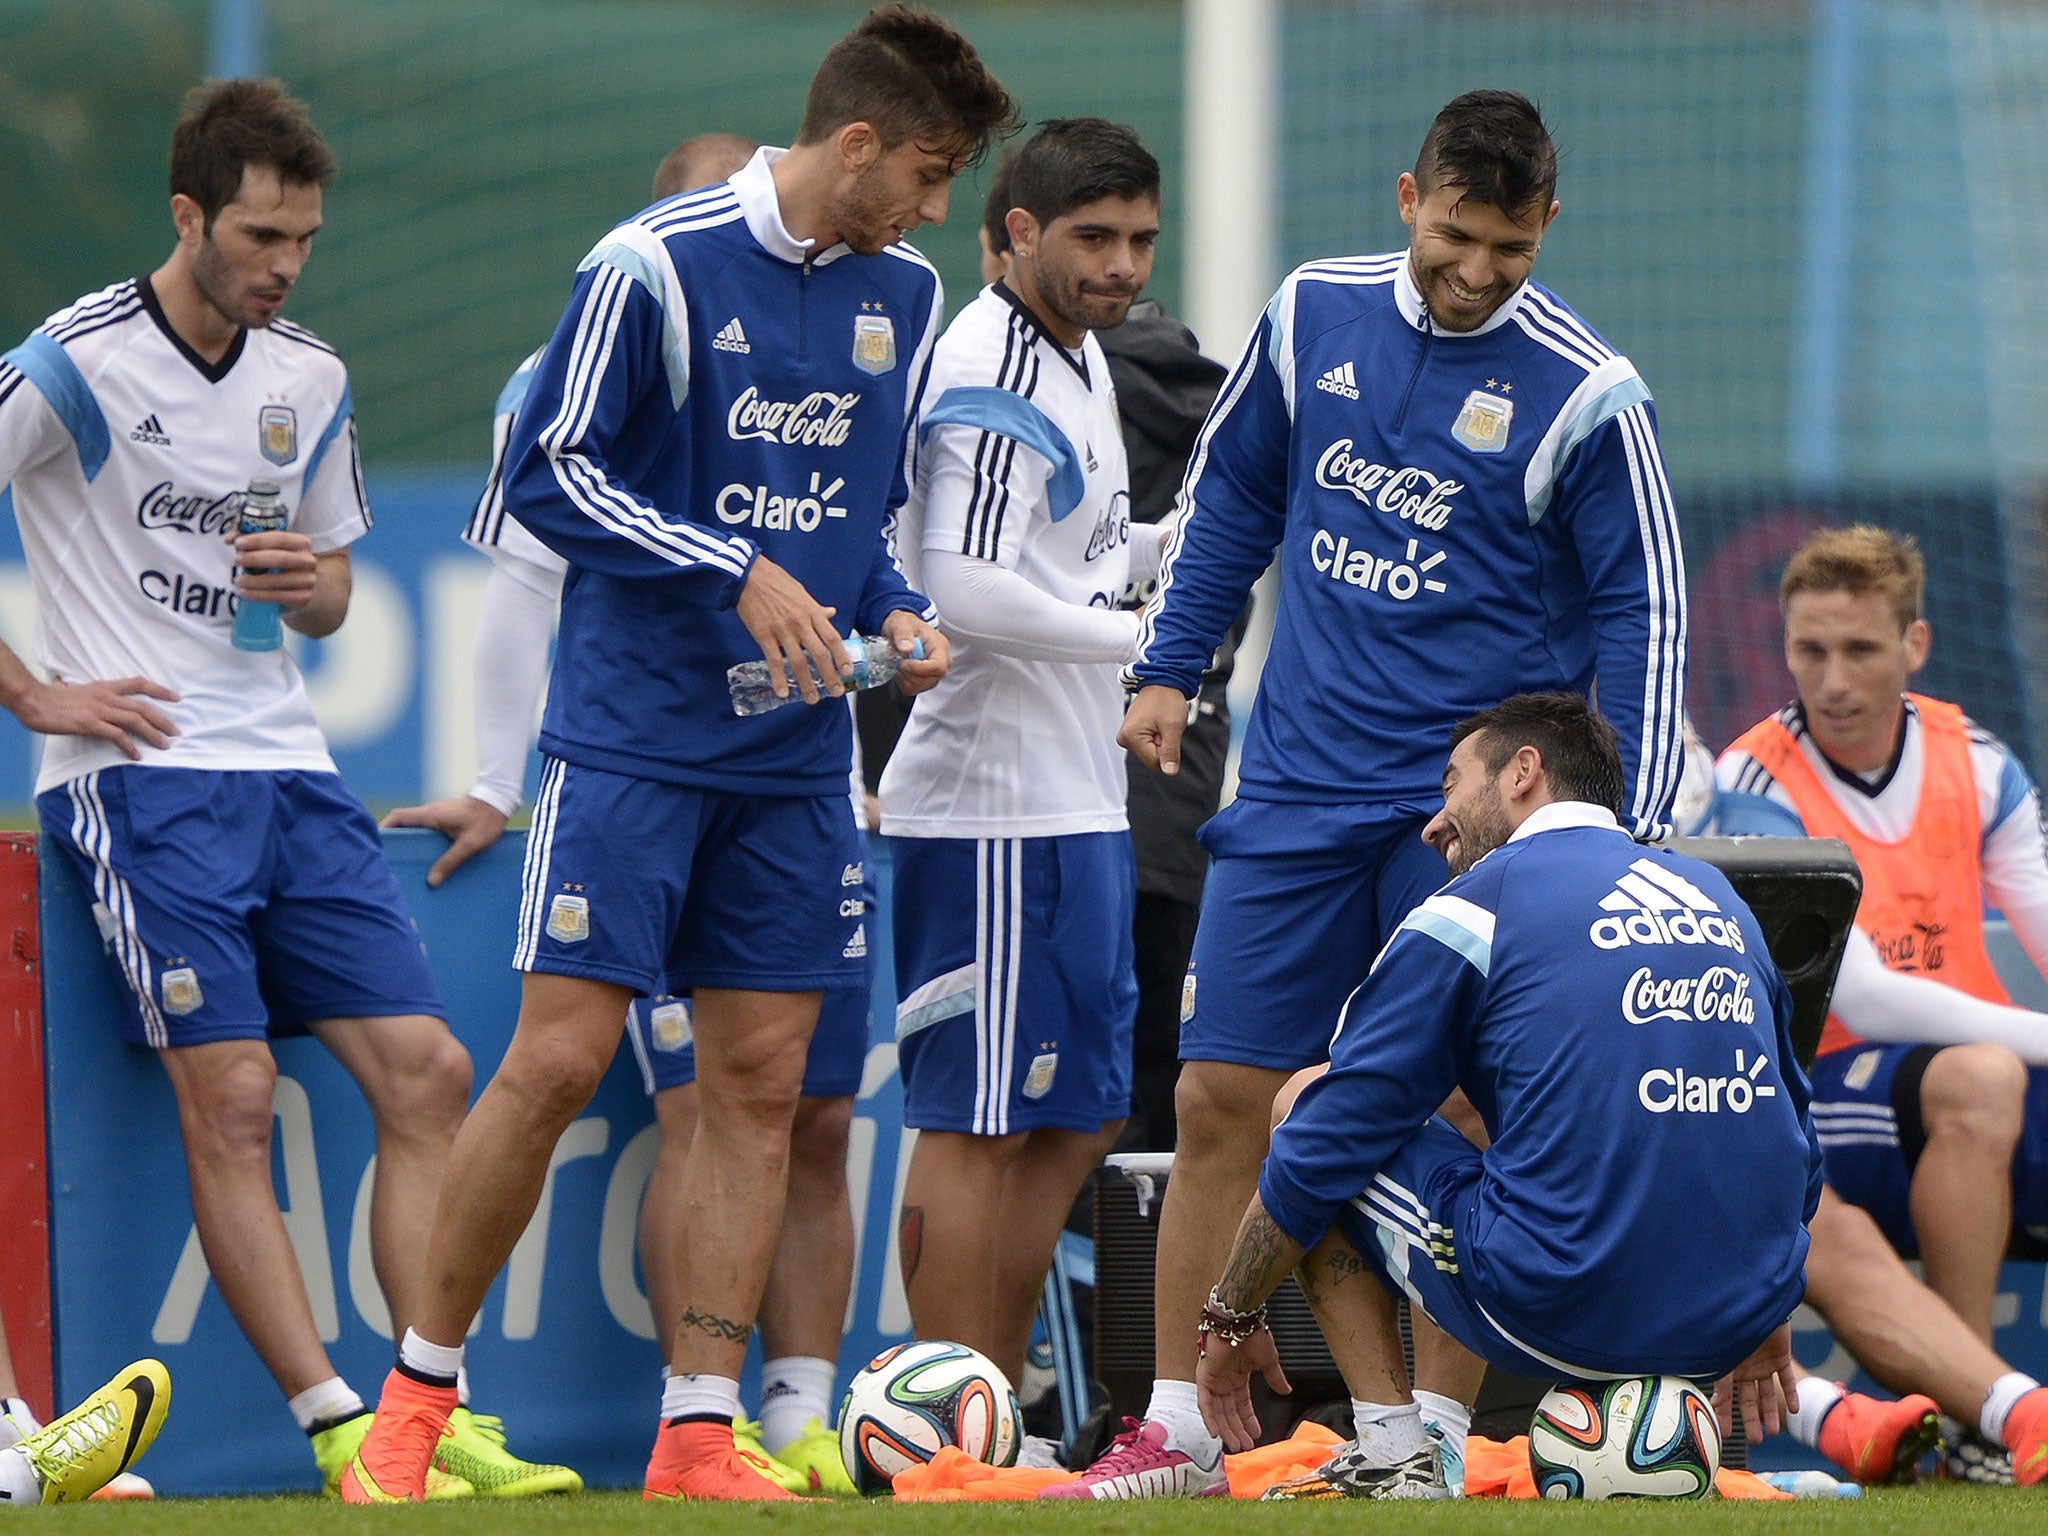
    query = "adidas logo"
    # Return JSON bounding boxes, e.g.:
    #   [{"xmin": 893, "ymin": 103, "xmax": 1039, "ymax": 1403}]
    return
[
  {"xmin": 842, "ymin": 922, "xmax": 868, "ymax": 960},
  {"xmin": 1314, "ymin": 361, "xmax": 1359, "ymax": 399},
  {"xmin": 129, "ymin": 414, "xmax": 171, "ymax": 446},
  {"xmin": 712, "ymin": 318, "xmax": 751, "ymax": 354},
  {"xmin": 1589, "ymin": 858, "xmax": 1747, "ymax": 954}
]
